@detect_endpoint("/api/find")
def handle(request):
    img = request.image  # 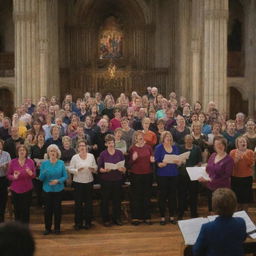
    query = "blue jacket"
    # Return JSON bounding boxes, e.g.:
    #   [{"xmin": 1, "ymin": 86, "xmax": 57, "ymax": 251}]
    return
[
  {"xmin": 193, "ymin": 216, "xmax": 246, "ymax": 256},
  {"xmin": 39, "ymin": 160, "xmax": 68, "ymax": 192},
  {"xmin": 154, "ymin": 144, "xmax": 179, "ymax": 176}
]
